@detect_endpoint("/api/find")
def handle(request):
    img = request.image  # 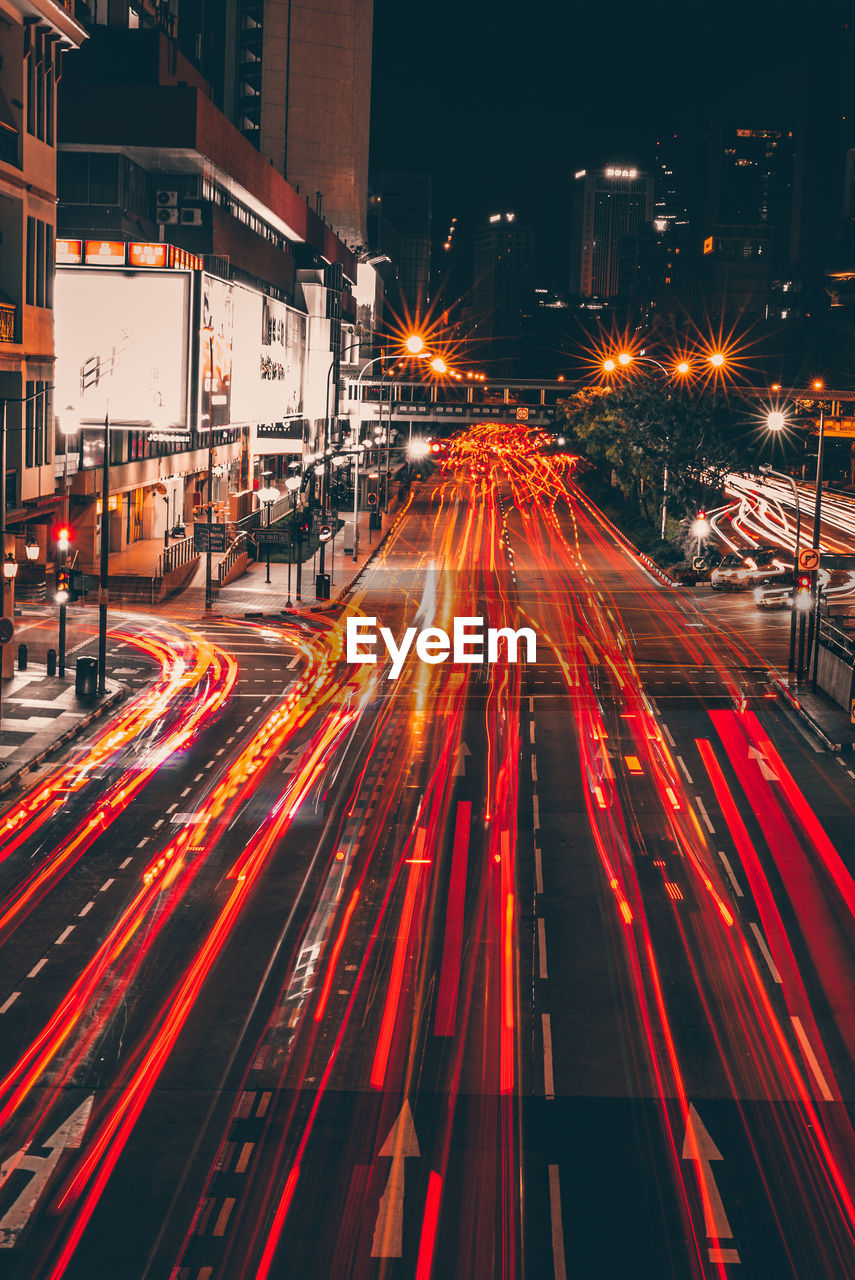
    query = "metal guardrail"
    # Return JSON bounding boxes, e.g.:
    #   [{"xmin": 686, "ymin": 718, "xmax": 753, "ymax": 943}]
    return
[
  {"xmin": 233, "ymin": 492, "xmax": 296, "ymax": 535},
  {"xmin": 154, "ymin": 534, "xmax": 198, "ymax": 578},
  {"xmin": 819, "ymin": 616, "xmax": 855, "ymax": 664},
  {"xmin": 217, "ymin": 531, "xmax": 249, "ymax": 586}
]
